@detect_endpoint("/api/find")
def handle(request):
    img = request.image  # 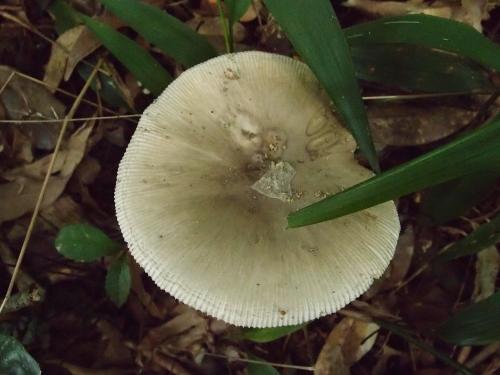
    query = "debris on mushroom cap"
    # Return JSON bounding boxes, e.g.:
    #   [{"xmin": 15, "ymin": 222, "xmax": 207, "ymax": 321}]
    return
[{"xmin": 115, "ymin": 52, "xmax": 400, "ymax": 328}]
